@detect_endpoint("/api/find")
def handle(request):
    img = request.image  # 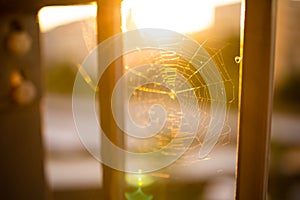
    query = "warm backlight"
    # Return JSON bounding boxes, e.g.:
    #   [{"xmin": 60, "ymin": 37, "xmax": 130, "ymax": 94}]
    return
[{"xmin": 38, "ymin": 0, "xmax": 240, "ymax": 33}]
